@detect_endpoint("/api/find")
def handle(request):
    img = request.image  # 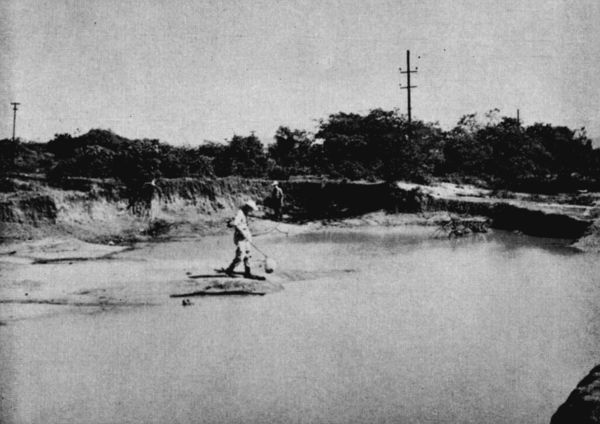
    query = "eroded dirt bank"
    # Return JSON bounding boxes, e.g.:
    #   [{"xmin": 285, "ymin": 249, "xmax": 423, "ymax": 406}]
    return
[{"xmin": 2, "ymin": 175, "xmax": 600, "ymax": 249}]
